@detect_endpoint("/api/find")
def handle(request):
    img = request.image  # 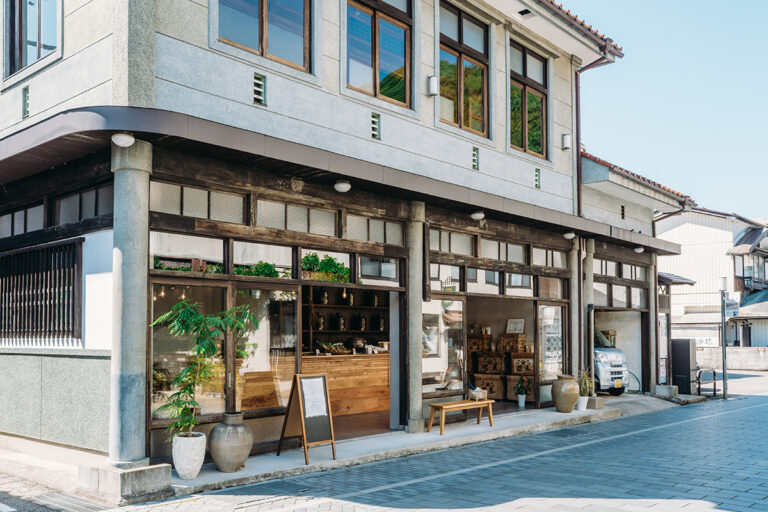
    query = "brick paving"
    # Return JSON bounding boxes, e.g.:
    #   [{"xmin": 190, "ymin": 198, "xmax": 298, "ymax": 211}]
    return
[
  {"xmin": 0, "ymin": 473, "xmax": 101, "ymax": 512},
  {"xmin": 110, "ymin": 393, "xmax": 768, "ymax": 512}
]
